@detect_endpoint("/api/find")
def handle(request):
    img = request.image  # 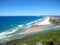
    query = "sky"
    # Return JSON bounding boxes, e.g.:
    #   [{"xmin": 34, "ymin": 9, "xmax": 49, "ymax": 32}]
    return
[{"xmin": 0, "ymin": 0, "xmax": 60, "ymax": 16}]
